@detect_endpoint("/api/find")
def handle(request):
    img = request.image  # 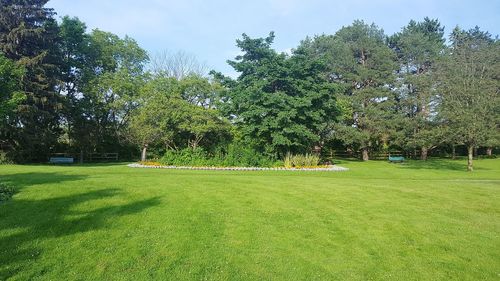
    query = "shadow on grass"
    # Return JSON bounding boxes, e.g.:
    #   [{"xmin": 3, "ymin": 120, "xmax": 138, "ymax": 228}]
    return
[
  {"xmin": 332, "ymin": 158, "xmax": 487, "ymax": 172},
  {"xmin": 397, "ymin": 159, "xmax": 484, "ymax": 171},
  {"xmin": 331, "ymin": 158, "xmax": 363, "ymax": 165},
  {"xmin": 24, "ymin": 162, "xmax": 130, "ymax": 168},
  {"xmin": 0, "ymin": 172, "xmax": 160, "ymax": 279},
  {"xmin": 0, "ymin": 172, "xmax": 88, "ymax": 191}
]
